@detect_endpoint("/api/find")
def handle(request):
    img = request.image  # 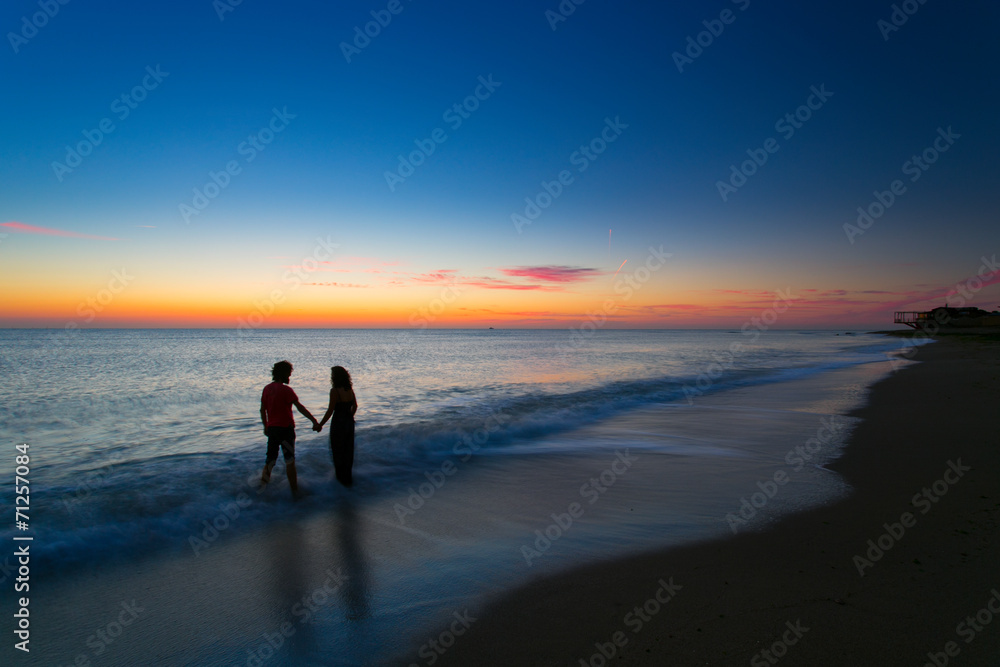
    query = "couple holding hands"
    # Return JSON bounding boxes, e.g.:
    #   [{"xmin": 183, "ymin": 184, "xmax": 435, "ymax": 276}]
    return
[{"xmin": 260, "ymin": 360, "xmax": 357, "ymax": 496}]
